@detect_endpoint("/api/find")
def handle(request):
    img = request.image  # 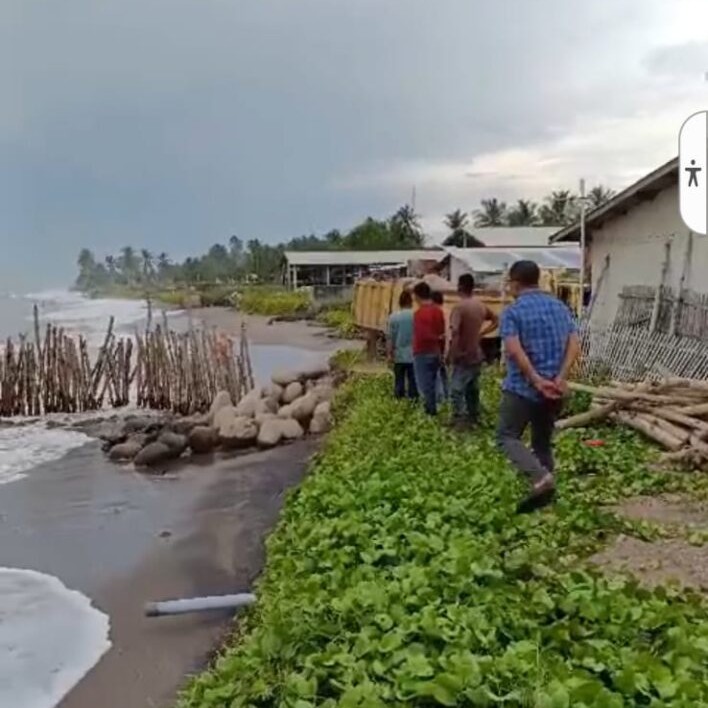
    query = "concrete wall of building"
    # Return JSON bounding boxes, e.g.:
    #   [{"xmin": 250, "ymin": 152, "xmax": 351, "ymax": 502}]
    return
[{"xmin": 588, "ymin": 184, "xmax": 708, "ymax": 327}]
